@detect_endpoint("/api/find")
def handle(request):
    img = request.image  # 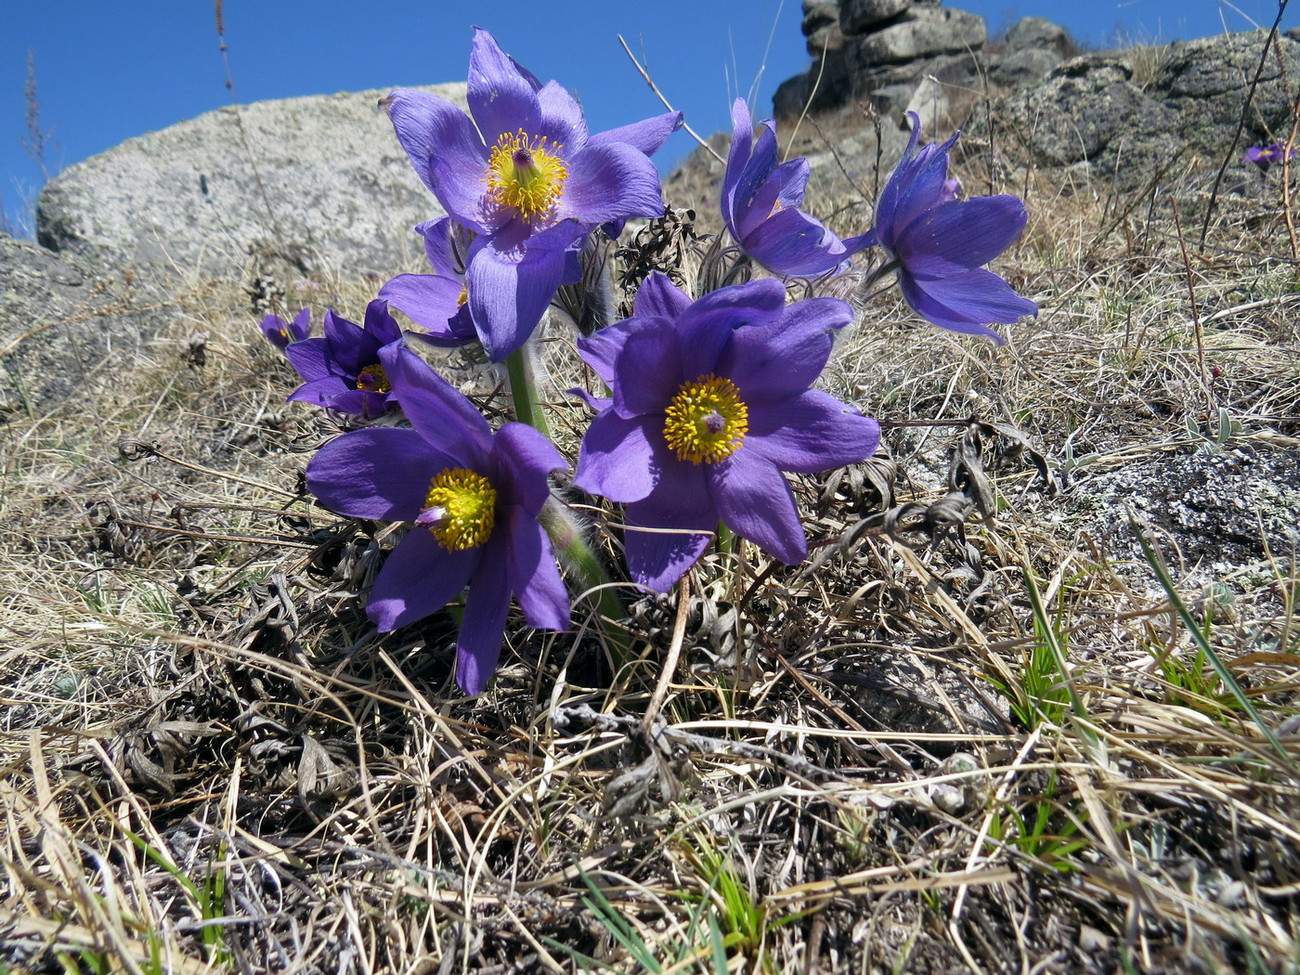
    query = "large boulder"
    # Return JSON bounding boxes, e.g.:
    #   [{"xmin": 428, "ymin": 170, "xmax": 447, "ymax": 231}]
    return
[
  {"xmin": 1151, "ymin": 31, "xmax": 1300, "ymax": 150},
  {"xmin": 0, "ymin": 233, "xmax": 169, "ymax": 414},
  {"xmin": 999, "ymin": 55, "xmax": 1180, "ymax": 172},
  {"xmin": 1004, "ymin": 16, "xmax": 1072, "ymax": 56},
  {"xmin": 36, "ymin": 84, "xmax": 465, "ymax": 282}
]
